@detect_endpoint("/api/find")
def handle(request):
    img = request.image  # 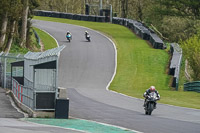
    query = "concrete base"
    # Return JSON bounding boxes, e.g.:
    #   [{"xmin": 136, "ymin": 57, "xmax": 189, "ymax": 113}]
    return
[{"xmin": 8, "ymin": 90, "xmax": 55, "ymax": 118}]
